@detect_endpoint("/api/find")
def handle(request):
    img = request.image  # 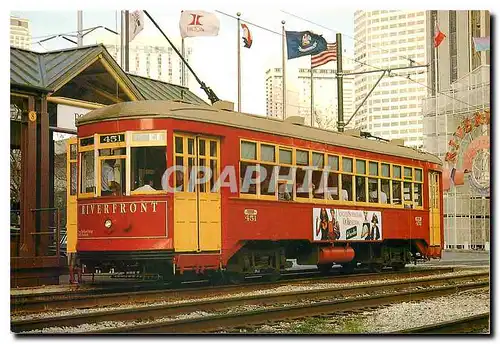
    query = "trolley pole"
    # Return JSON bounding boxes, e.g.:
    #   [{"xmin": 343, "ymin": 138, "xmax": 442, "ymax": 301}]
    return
[{"xmin": 336, "ymin": 33, "xmax": 344, "ymax": 133}]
